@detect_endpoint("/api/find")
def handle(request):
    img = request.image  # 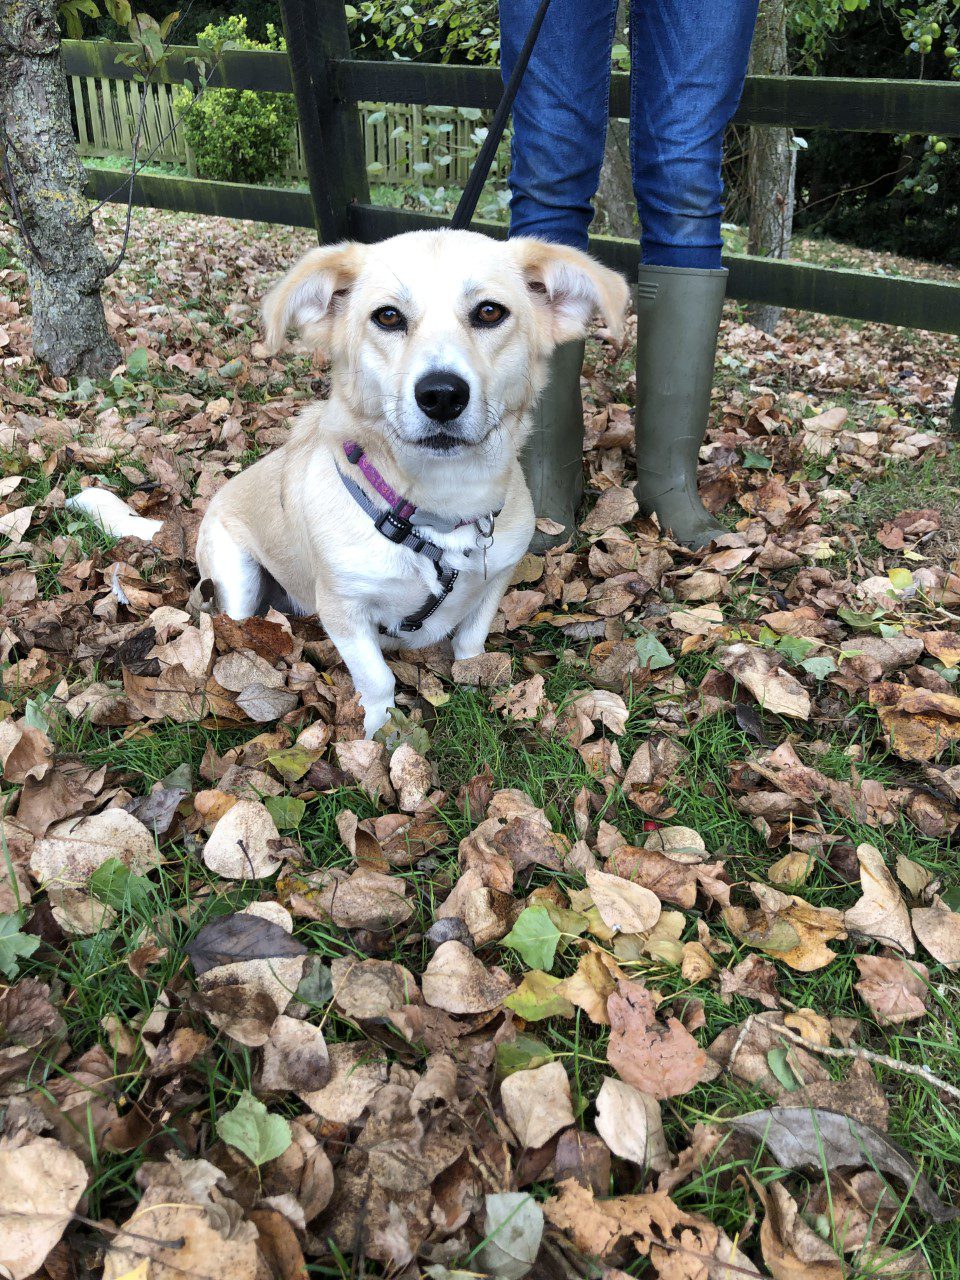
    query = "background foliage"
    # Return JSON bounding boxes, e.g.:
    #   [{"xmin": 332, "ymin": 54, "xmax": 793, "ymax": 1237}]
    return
[{"xmin": 66, "ymin": 0, "xmax": 959, "ymax": 263}]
